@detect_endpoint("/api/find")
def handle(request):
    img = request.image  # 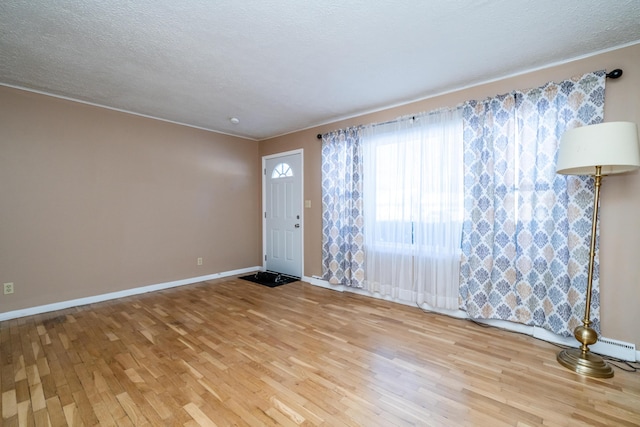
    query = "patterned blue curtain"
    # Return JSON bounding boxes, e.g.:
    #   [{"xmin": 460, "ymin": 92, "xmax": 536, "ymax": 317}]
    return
[
  {"xmin": 321, "ymin": 127, "xmax": 366, "ymax": 287},
  {"xmin": 459, "ymin": 71, "xmax": 606, "ymax": 337}
]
